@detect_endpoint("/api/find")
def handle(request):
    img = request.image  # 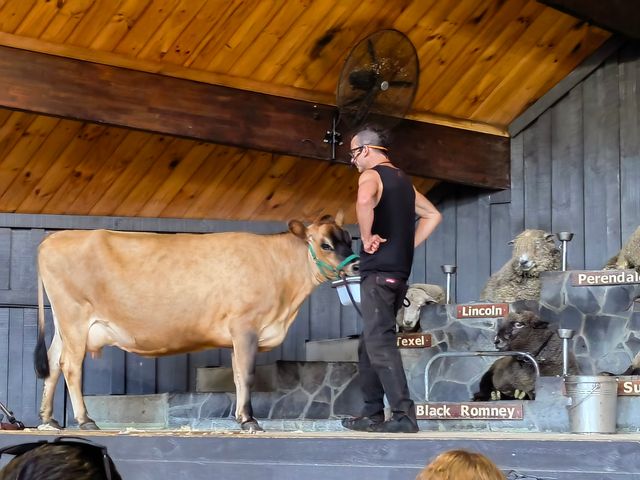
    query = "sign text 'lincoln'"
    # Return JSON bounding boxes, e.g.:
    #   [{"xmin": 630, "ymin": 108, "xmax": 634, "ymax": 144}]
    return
[
  {"xmin": 416, "ymin": 402, "xmax": 523, "ymax": 420},
  {"xmin": 456, "ymin": 303, "xmax": 509, "ymax": 318}
]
